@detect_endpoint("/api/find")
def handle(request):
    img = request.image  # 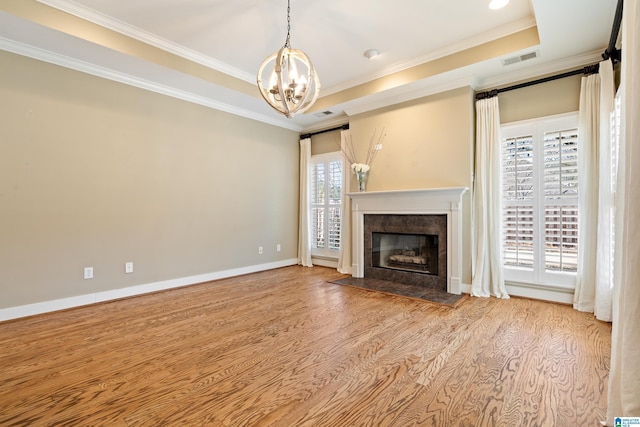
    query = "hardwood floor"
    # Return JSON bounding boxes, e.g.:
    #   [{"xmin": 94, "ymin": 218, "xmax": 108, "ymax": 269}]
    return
[{"xmin": 0, "ymin": 266, "xmax": 611, "ymax": 426}]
